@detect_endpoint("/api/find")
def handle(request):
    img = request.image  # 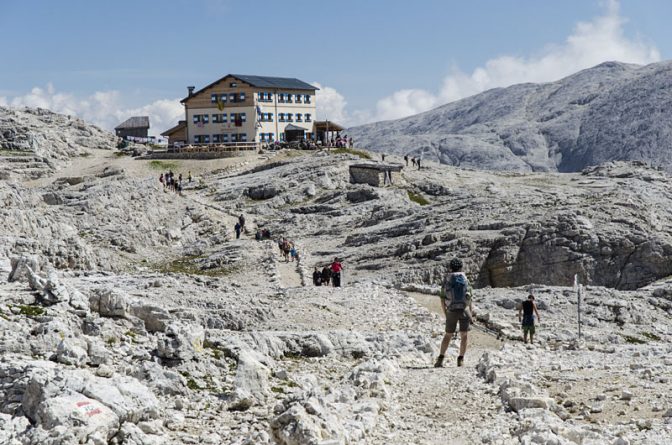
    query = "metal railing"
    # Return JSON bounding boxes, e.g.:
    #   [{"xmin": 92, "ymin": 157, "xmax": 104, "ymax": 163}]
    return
[{"xmin": 169, "ymin": 142, "xmax": 260, "ymax": 153}]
